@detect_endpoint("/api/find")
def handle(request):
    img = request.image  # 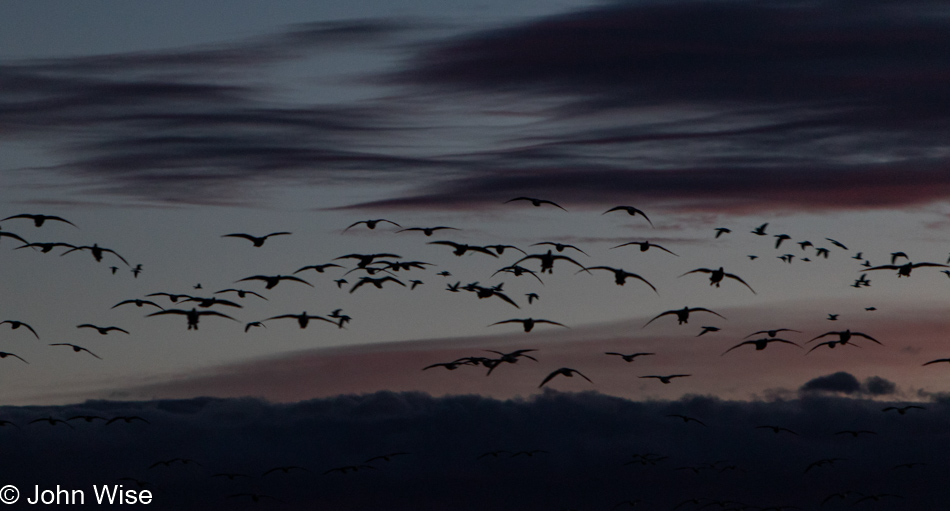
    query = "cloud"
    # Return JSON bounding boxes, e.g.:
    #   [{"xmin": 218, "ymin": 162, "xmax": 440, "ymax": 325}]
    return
[
  {"xmin": 0, "ymin": 391, "xmax": 946, "ymax": 509},
  {"xmin": 5, "ymin": 1, "xmax": 950, "ymax": 212},
  {"xmin": 800, "ymin": 372, "xmax": 898, "ymax": 396},
  {"xmin": 342, "ymin": 163, "xmax": 950, "ymax": 213}
]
